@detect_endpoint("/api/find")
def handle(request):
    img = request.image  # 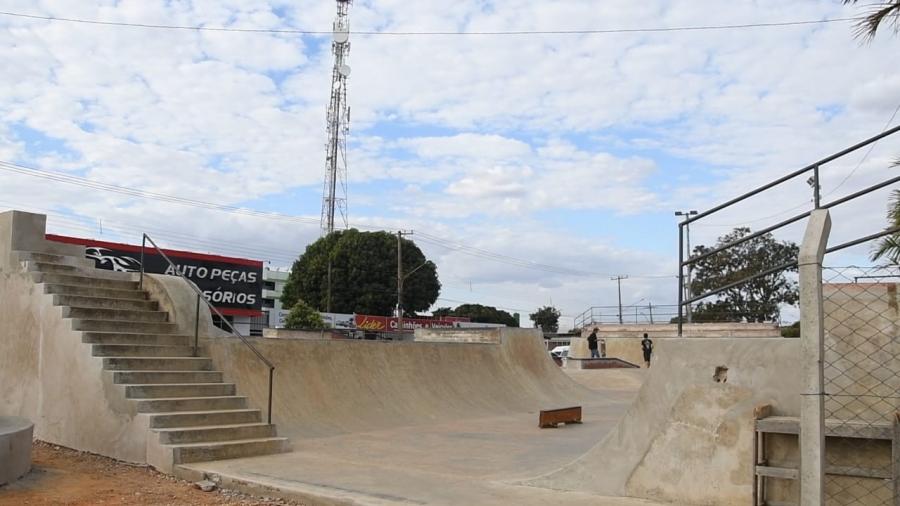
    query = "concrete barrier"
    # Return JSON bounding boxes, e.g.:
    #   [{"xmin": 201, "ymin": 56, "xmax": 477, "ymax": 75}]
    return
[
  {"xmin": 202, "ymin": 328, "xmax": 592, "ymax": 439},
  {"xmin": 525, "ymin": 338, "xmax": 800, "ymax": 505},
  {"xmin": 0, "ymin": 416, "xmax": 34, "ymax": 485}
]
